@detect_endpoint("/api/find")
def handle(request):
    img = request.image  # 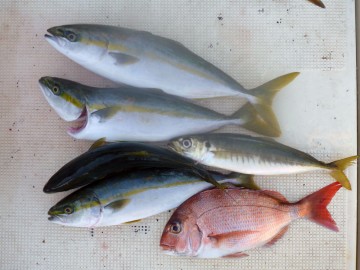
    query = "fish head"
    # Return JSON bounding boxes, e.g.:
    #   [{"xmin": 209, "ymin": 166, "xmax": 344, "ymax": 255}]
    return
[
  {"xmin": 160, "ymin": 212, "xmax": 202, "ymax": 256},
  {"xmin": 45, "ymin": 25, "xmax": 109, "ymax": 65},
  {"xmin": 48, "ymin": 191, "xmax": 102, "ymax": 227},
  {"xmin": 168, "ymin": 136, "xmax": 210, "ymax": 161},
  {"xmin": 39, "ymin": 76, "xmax": 89, "ymax": 134}
]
